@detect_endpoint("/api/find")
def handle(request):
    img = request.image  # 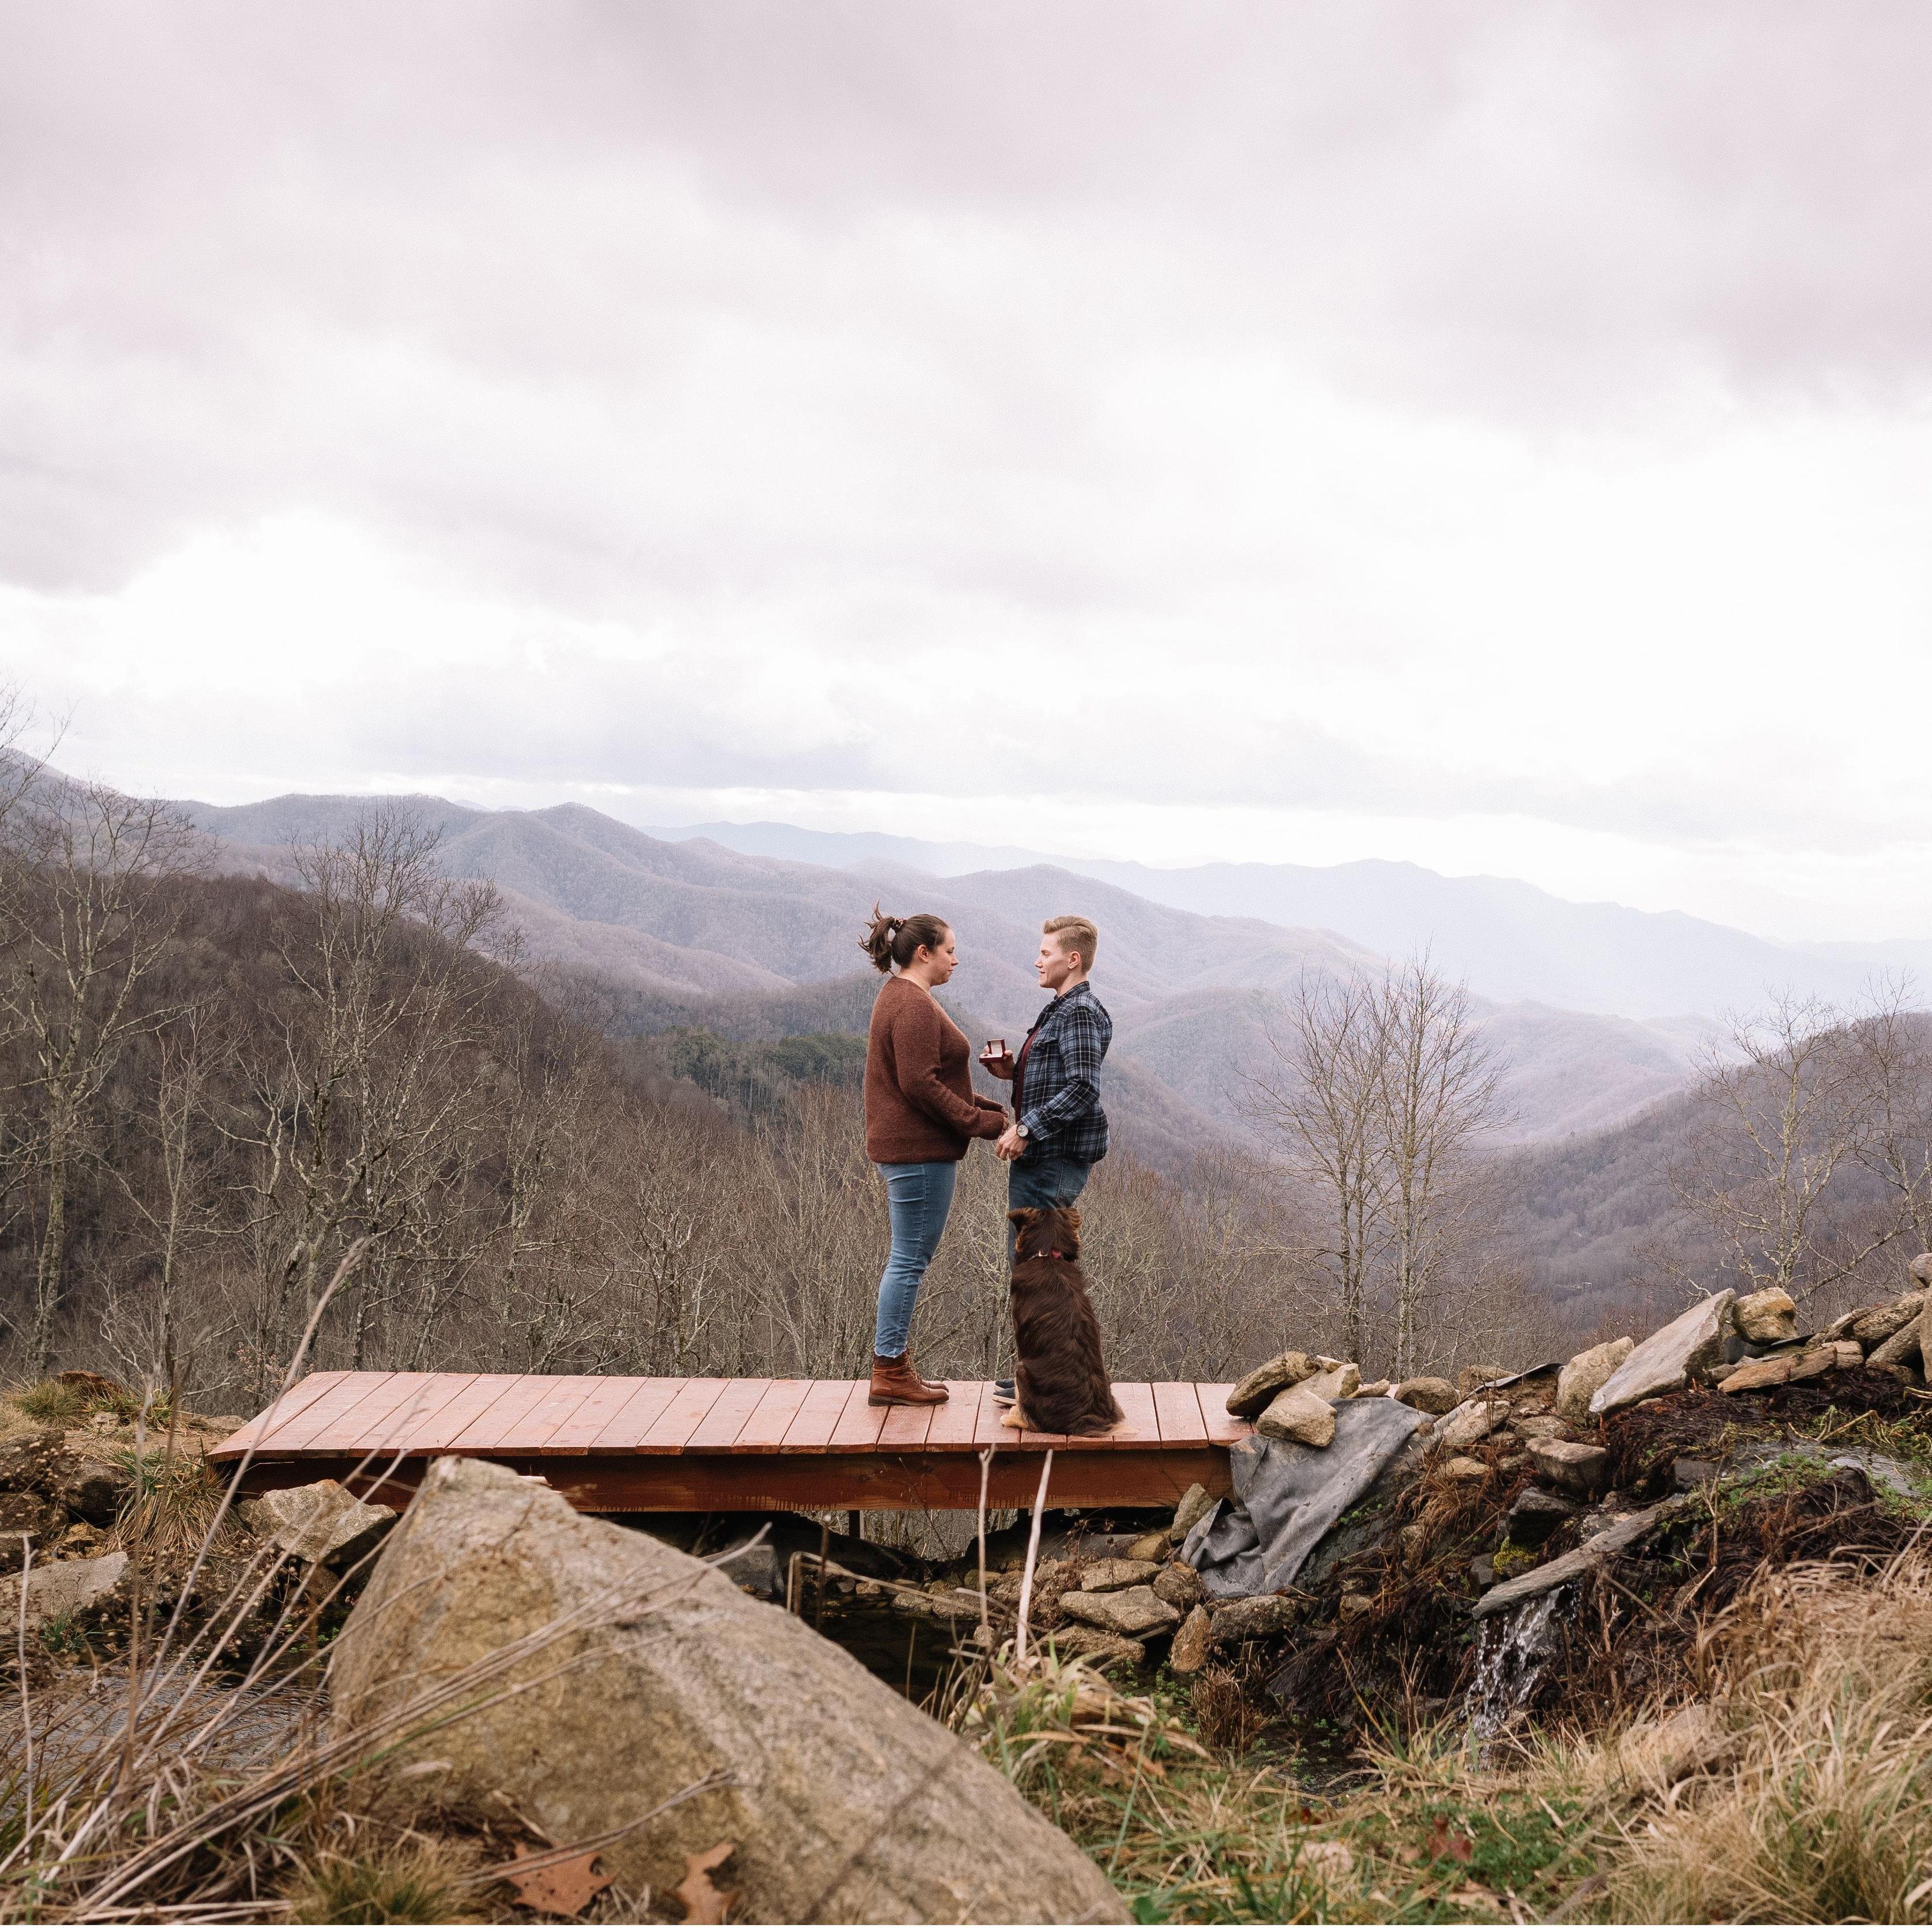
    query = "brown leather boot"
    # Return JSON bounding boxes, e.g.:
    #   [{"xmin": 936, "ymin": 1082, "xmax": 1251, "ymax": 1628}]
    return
[
  {"xmin": 903, "ymin": 1352, "xmax": 949, "ymax": 1396},
  {"xmin": 869, "ymin": 1354, "xmax": 950, "ymax": 1406}
]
